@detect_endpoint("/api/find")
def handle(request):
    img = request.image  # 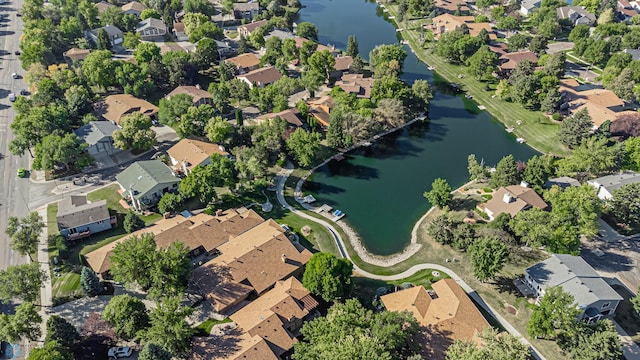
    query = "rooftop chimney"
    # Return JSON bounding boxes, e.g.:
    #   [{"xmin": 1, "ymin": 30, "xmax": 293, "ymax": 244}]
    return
[
  {"xmin": 281, "ymin": 254, "xmax": 288, "ymax": 263},
  {"xmin": 520, "ymin": 181, "xmax": 529, "ymax": 188},
  {"xmin": 503, "ymin": 192, "xmax": 513, "ymax": 204}
]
